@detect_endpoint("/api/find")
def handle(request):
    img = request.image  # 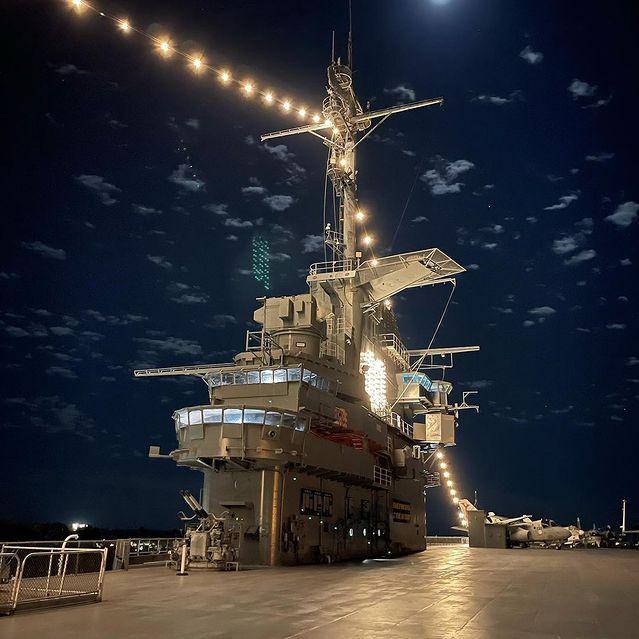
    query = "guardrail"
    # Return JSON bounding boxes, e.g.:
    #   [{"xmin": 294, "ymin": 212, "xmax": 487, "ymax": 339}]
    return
[
  {"xmin": 426, "ymin": 535, "xmax": 469, "ymax": 546},
  {"xmin": 0, "ymin": 547, "xmax": 107, "ymax": 614}
]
